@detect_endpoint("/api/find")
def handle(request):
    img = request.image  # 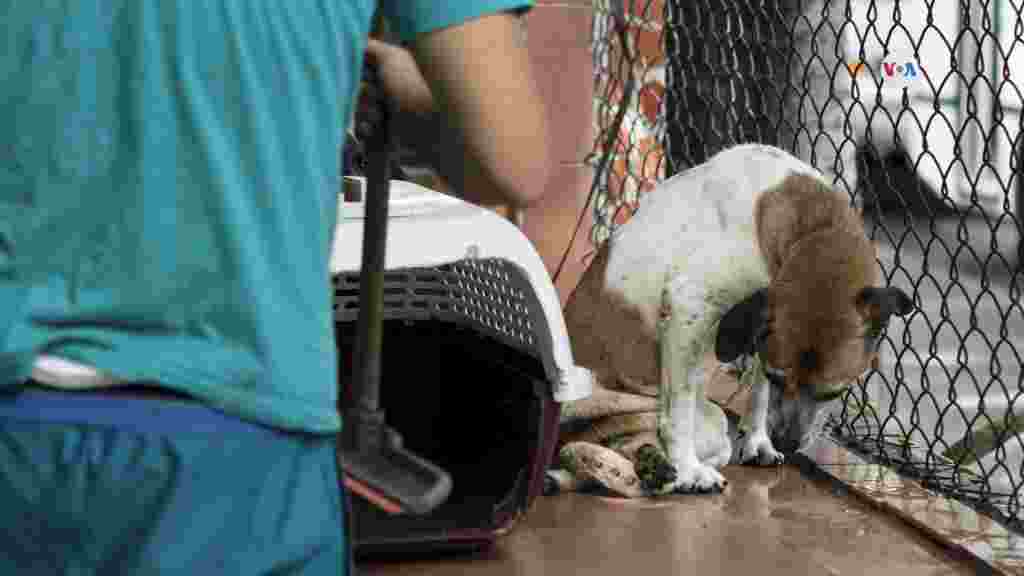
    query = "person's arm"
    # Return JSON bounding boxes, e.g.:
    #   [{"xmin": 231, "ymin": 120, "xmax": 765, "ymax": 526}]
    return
[{"xmin": 366, "ymin": 13, "xmax": 550, "ymax": 209}]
